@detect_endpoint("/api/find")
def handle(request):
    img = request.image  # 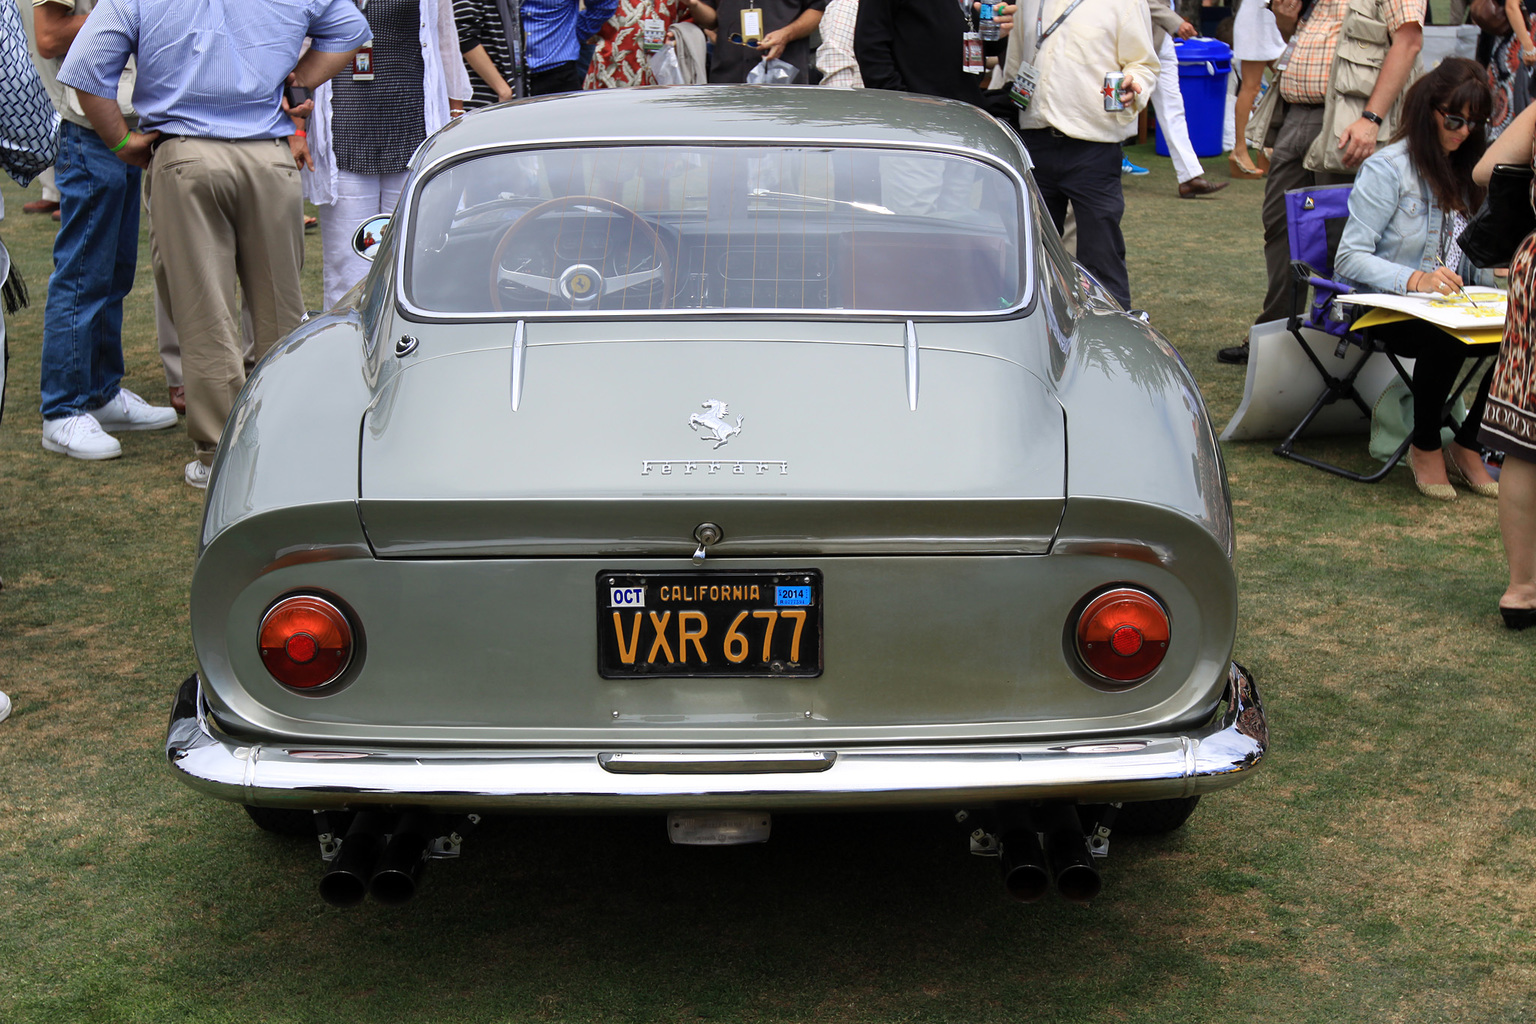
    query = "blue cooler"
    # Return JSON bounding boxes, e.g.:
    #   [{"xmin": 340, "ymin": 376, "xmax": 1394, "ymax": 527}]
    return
[{"xmin": 1154, "ymin": 37, "xmax": 1232, "ymax": 159}]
